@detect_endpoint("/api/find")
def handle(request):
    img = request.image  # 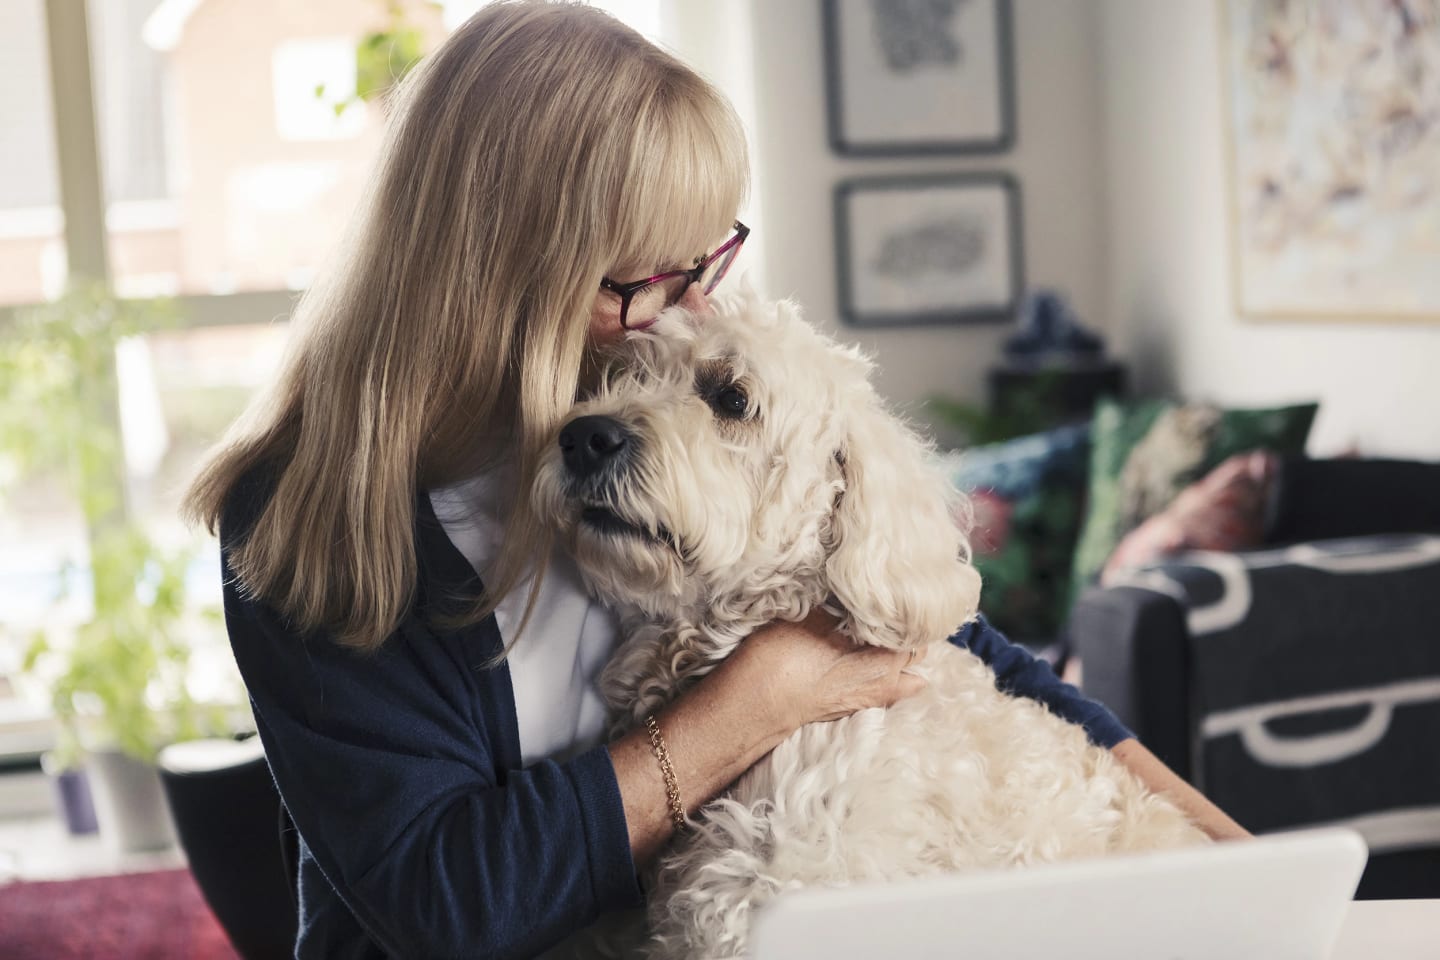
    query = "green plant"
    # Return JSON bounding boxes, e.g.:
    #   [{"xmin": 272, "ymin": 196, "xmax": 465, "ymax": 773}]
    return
[
  {"xmin": 927, "ymin": 370, "xmax": 1083, "ymax": 446},
  {"xmin": 925, "ymin": 396, "xmax": 1023, "ymax": 447},
  {"xmin": 1, "ymin": 284, "xmax": 236, "ymax": 765},
  {"xmin": 319, "ymin": 1, "xmax": 442, "ymax": 117},
  {"xmin": 23, "ymin": 529, "xmax": 228, "ymax": 765}
]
